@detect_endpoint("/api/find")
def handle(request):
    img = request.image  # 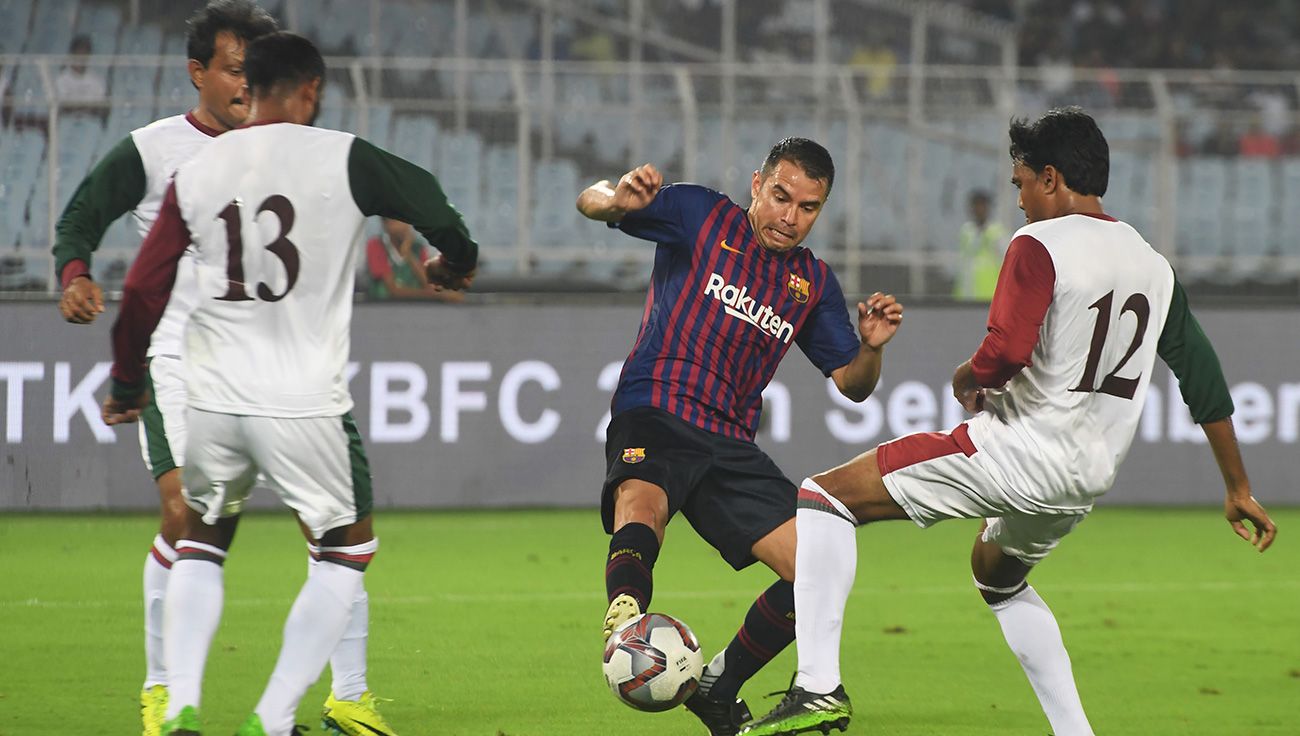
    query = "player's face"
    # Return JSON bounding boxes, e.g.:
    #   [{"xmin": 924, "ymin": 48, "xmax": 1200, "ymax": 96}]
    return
[
  {"xmin": 1012, "ymin": 161, "xmax": 1049, "ymax": 224},
  {"xmin": 194, "ymin": 31, "xmax": 250, "ymax": 131},
  {"xmin": 748, "ymin": 159, "xmax": 828, "ymax": 252}
]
